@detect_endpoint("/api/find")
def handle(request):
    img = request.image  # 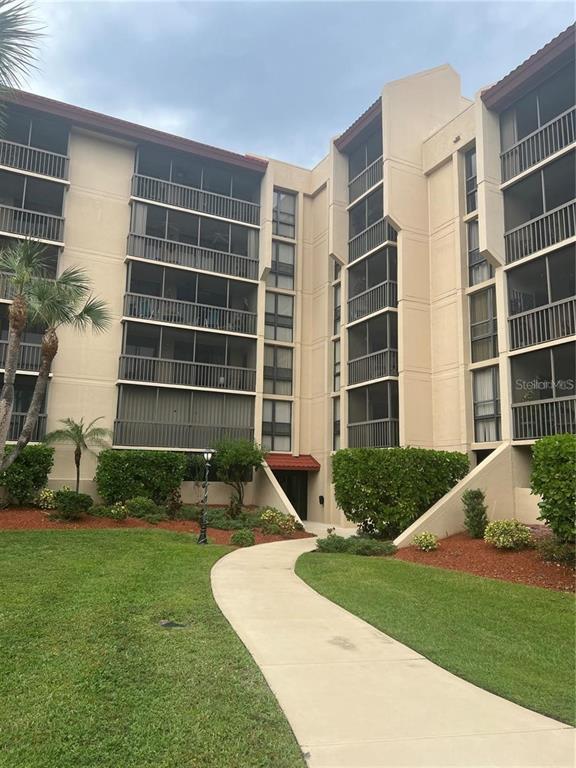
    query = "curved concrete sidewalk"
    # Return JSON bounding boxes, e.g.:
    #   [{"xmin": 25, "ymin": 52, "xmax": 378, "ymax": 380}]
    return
[{"xmin": 211, "ymin": 539, "xmax": 575, "ymax": 767}]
